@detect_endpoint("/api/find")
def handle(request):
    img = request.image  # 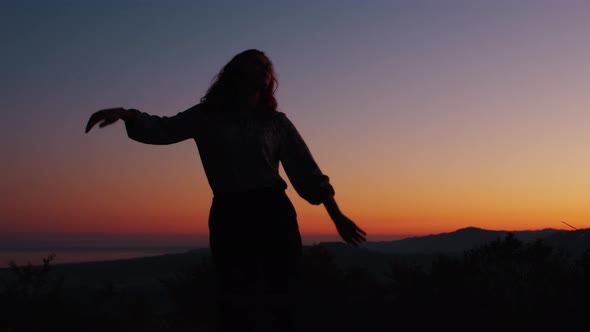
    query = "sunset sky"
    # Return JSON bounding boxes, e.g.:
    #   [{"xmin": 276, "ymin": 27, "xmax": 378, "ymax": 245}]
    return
[{"xmin": 2, "ymin": 0, "xmax": 590, "ymax": 247}]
